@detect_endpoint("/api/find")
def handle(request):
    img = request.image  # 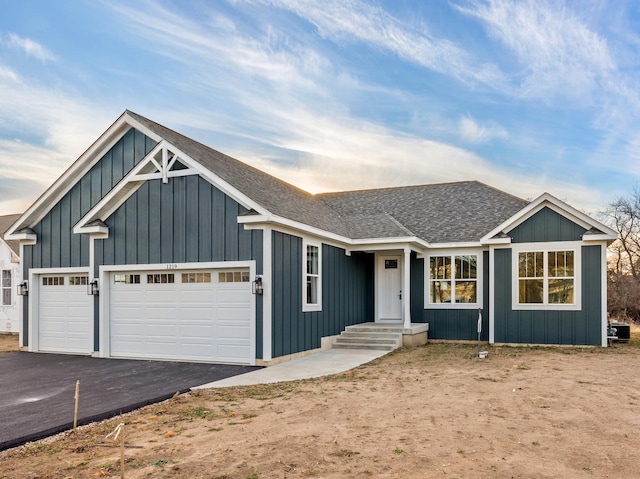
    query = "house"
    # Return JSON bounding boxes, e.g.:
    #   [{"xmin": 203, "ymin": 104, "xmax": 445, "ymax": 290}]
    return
[
  {"xmin": 0, "ymin": 214, "xmax": 21, "ymax": 334},
  {"xmin": 5, "ymin": 111, "xmax": 618, "ymax": 365}
]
